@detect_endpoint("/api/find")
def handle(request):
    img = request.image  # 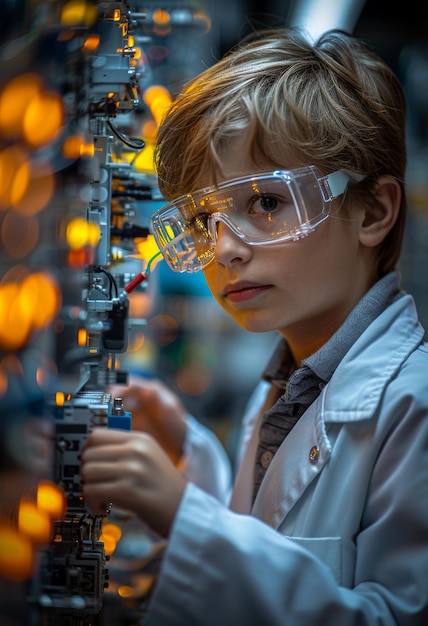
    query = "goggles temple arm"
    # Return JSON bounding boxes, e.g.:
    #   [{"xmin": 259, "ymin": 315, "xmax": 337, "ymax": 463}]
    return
[{"xmin": 319, "ymin": 170, "xmax": 364, "ymax": 202}]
